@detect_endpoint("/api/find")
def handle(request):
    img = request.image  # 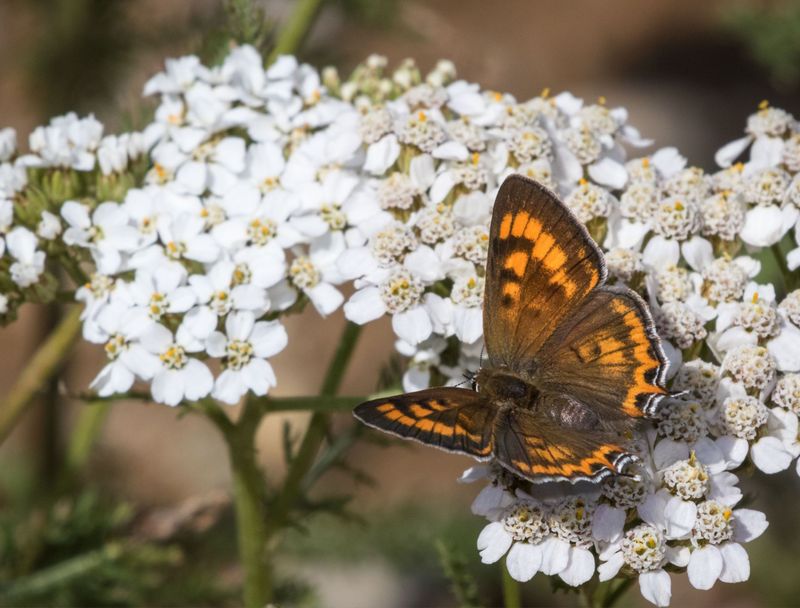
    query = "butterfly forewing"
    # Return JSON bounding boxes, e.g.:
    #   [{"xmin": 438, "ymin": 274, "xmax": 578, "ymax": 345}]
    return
[
  {"xmin": 537, "ymin": 286, "xmax": 669, "ymax": 421},
  {"xmin": 484, "ymin": 176, "xmax": 606, "ymax": 371},
  {"xmin": 353, "ymin": 388, "xmax": 496, "ymax": 459}
]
